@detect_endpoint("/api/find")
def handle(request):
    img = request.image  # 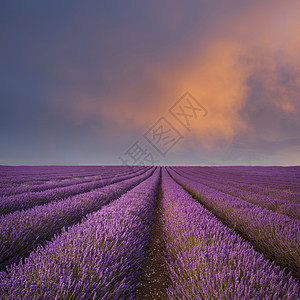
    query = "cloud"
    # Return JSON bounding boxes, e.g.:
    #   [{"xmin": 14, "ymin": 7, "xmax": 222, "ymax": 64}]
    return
[
  {"xmin": 99, "ymin": 0, "xmax": 300, "ymax": 148},
  {"xmin": 47, "ymin": 0, "xmax": 300, "ymax": 164}
]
